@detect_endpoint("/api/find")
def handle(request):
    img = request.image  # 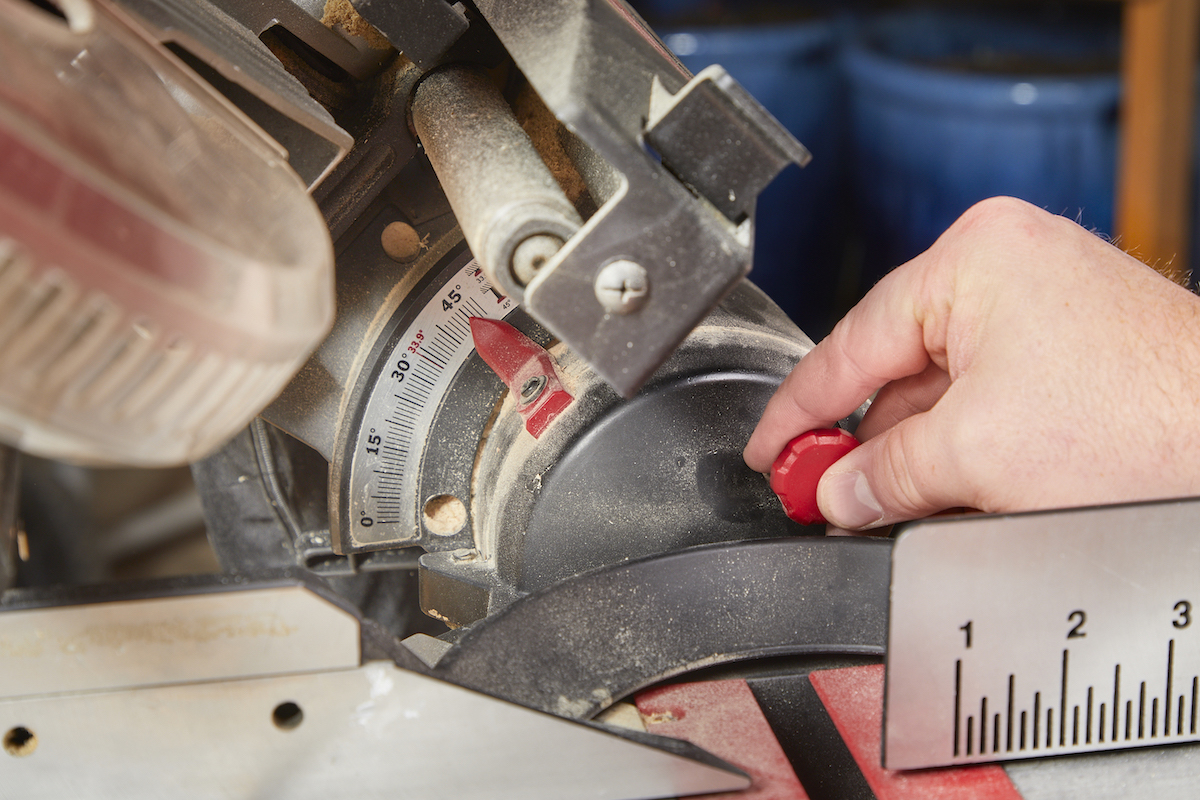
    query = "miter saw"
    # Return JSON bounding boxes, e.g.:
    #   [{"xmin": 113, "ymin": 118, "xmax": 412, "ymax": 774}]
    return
[{"xmin": 1, "ymin": 0, "xmax": 1198, "ymax": 797}]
